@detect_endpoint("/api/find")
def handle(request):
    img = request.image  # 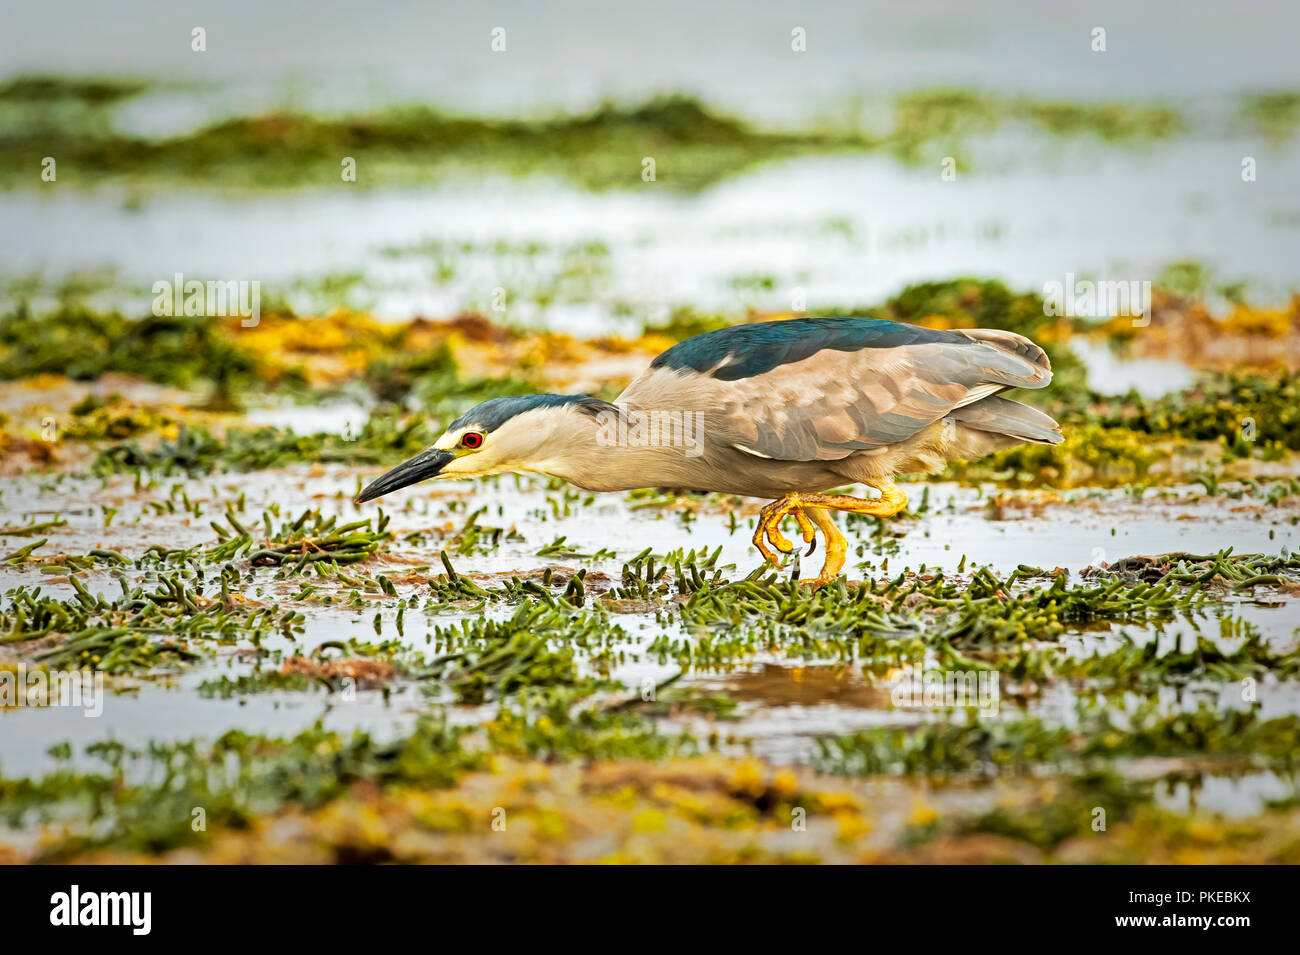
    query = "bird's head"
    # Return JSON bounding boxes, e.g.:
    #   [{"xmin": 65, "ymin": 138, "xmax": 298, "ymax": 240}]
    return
[{"xmin": 355, "ymin": 394, "xmax": 615, "ymax": 503}]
